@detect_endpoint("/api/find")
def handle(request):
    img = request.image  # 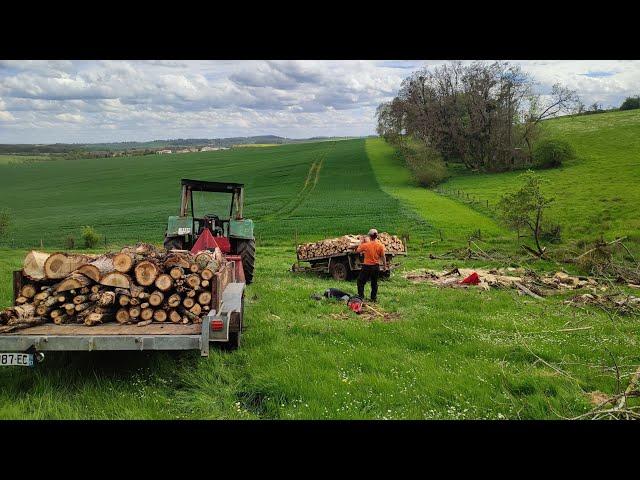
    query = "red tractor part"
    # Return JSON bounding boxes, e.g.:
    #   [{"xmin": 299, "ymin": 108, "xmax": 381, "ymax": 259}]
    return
[
  {"xmin": 190, "ymin": 229, "xmax": 231, "ymax": 254},
  {"xmin": 225, "ymin": 255, "xmax": 246, "ymax": 283}
]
